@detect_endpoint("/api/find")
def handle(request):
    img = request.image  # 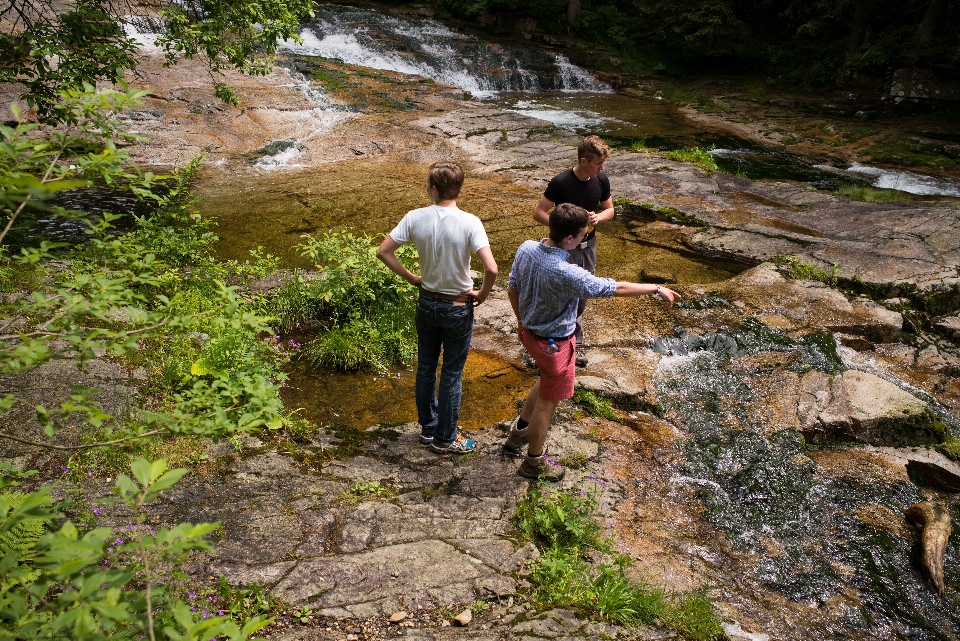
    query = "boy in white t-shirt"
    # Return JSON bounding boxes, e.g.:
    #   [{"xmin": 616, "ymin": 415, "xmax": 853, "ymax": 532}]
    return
[{"xmin": 377, "ymin": 162, "xmax": 498, "ymax": 454}]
